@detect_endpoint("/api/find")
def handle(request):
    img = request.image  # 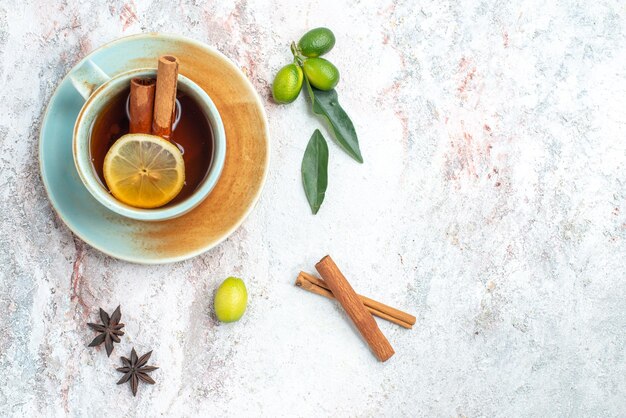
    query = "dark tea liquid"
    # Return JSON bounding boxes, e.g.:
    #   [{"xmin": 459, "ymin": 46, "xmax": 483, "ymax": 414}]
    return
[{"xmin": 90, "ymin": 87, "xmax": 214, "ymax": 206}]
